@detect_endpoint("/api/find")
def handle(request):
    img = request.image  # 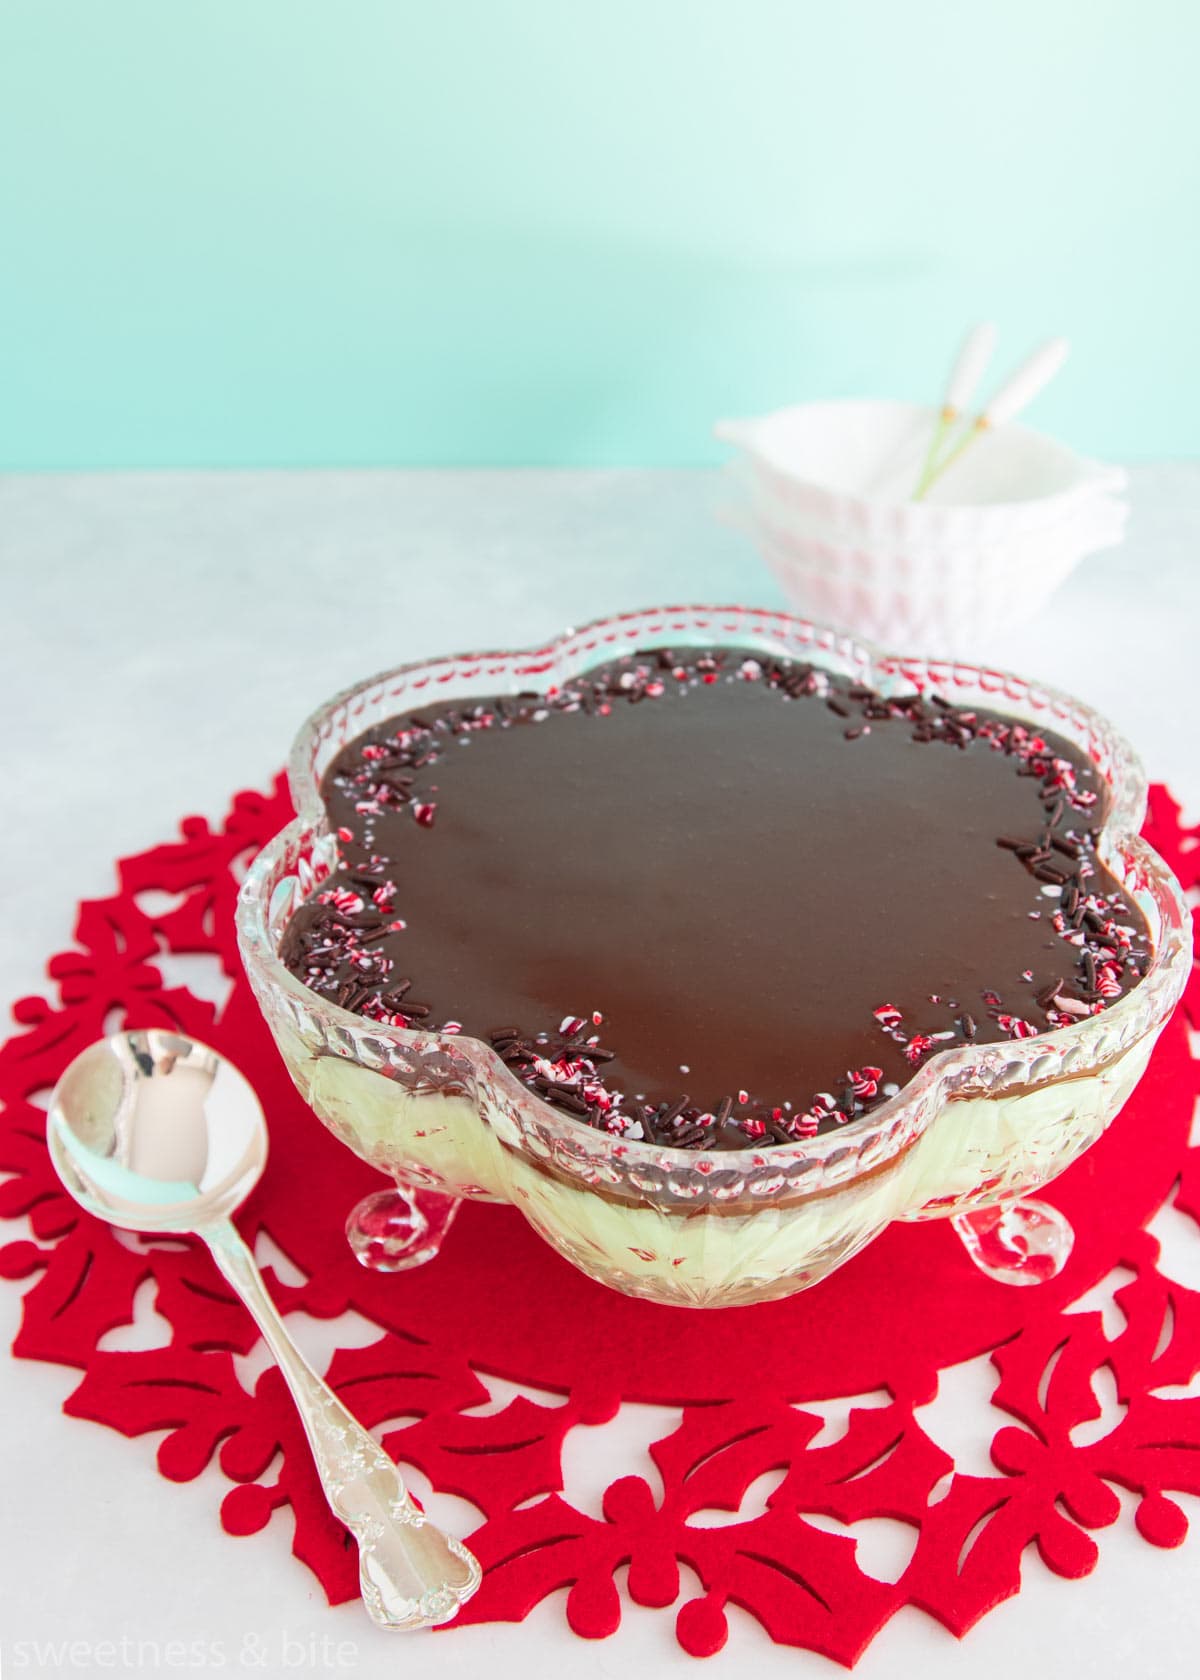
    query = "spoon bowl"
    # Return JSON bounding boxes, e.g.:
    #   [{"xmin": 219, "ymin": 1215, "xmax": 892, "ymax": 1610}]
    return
[{"xmin": 48, "ymin": 1031, "xmax": 266, "ymax": 1233}]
